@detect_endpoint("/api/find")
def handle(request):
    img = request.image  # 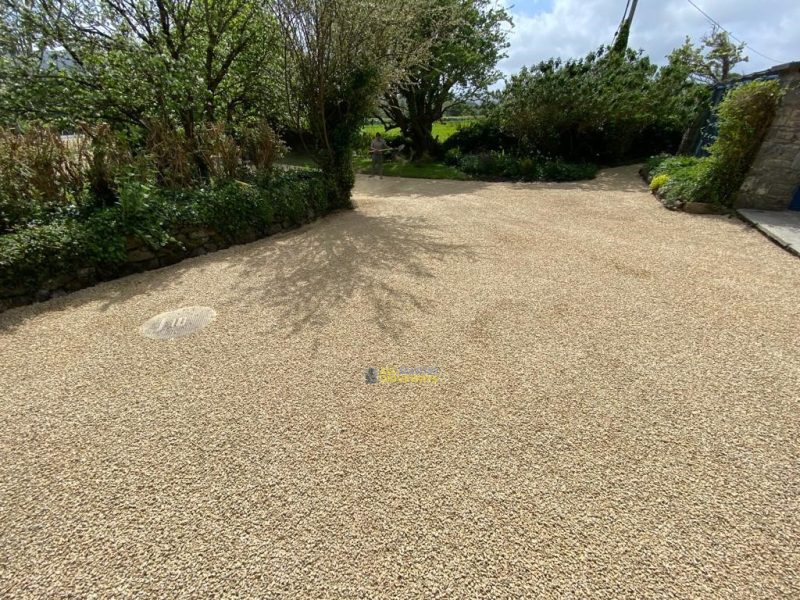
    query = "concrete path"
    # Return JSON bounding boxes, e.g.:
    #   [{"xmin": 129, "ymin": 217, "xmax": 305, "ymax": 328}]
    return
[
  {"xmin": 739, "ymin": 208, "xmax": 800, "ymax": 257},
  {"xmin": 2, "ymin": 166, "xmax": 799, "ymax": 598}
]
